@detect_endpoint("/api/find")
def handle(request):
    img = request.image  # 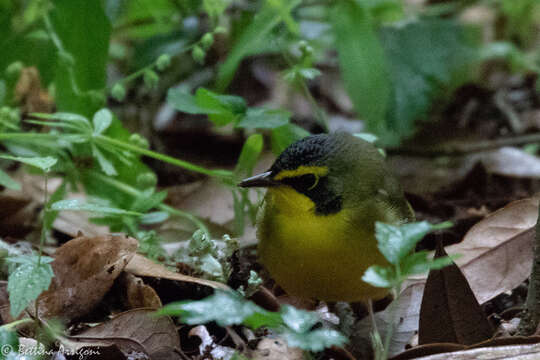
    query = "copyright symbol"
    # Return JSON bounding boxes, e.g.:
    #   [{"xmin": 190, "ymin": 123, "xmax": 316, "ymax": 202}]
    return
[{"xmin": 1, "ymin": 344, "xmax": 13, "ymax": 356}]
